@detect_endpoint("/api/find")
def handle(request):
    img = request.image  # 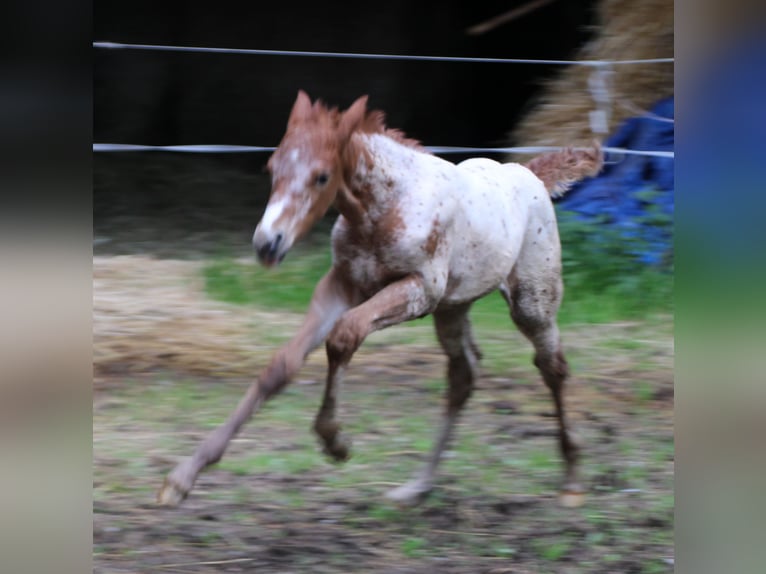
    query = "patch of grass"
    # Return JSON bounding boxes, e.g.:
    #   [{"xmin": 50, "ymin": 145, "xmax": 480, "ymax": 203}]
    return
[
  {"xmin": 217, "ymin": 449, "xmax": 318, "ymax": 476},
  {"xmin": 203, "ymin": 247, "xmax": 332, "ymax": 312},
  {"xmin": 231, "ymin": 485, "xmax": 252, "ymax": 505},
  {"xmin": 278, "ymin": 489, "xmax": 306, "ymax": 508},
  {"xmin": 524, "ymin": 449, "xmax": 558, "ymax": 473},
  {"xmin": 603, "ymin": 337, "xmax": 646, "ymax": 351},
  {"xmin": 202, "ymin": 197, "xmax": 672, "ymax": 328},
  {"xmin": 642, "ymin": 559, "xmax": 672, "ymax": 574},
  {"xmin": 112, "ymin": 380, "xmax": 239, "ymax": 430},
  {"xmin": 502, "ymin": 448, "xmax": 558, "ymax": 476},
  {"xmin": 100, "ymin": 482, "xmax": 135, "ymax": 495},
  {"xmin": 622, "ymin": 462, "xmax": 649, "ymax": 487},
  {"xmin": 650, "ymin": 493, "xmax": 675, "ymax": 516},
  {"xmin": 367, "ymin": 502, "xmax": 400, "ymax": 522},
  {"xmin": 618, "ymin": 440, "xmax": 635, "ymax": 457},
  {"xmin": 633, "ymin": 380, "xmax": 655, "ymax": 404},
  {"xmin": 260, "ymin": 386, "xmax": 320, "ymax": 423},
  {"xmin": 555, "ymin": 198, "xmax": 673, "ymax": 324},
  {"xmin": 585, "ymin": 510, "xmax": 609, "ymax": 527},
  {"xmin": 586, "ymin": 531, "xmax": 607, "ymax": 545},
  {"xmin": 424, "ymin": 378, "xmax": 443, "ymax": 396},
  {"xmin": 492, "ymin": 545, "xmax": 517, "ymax": 558},
  {"xmin": 652, "ymin": 440, "xmax": 676, "ymax": 463},
  {"xmin": 401, "ymin": 536, "xmax": 427, "ymax": 558},
  {"xmin": 196, "ymin": 532, "xmax": 225, "ymax": 546},
  {"xmin": 533, "ymin": 538, "xmax": 571, "ymax": 561}
]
